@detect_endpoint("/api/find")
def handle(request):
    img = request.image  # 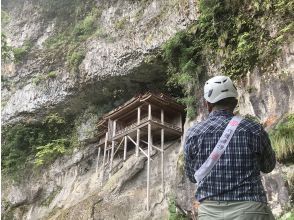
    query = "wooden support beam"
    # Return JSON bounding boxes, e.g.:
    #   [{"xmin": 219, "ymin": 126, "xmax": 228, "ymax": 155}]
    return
[
  {"xmin": 101, "ymin": 132, "xmax": 108, "ymax": 185},
  {"xmin": 107, "ymin": 149, "xmax": 110, "ymax": 163},
  {"xmin": 136, "ymin": 129, "xmax": 140, "ymax": 157},
  {"xmin": 110, "ymin": 120, "xmax": 117, "ymax": 175},
  {"xmin": 138, "ymin": 147, "xmax": 149, "ymax": 158},
  {"xmin": 161, "ymin": 109, "xmax": 165, "ymax": 193},
  {"xmin": 127, "ymin": 135, "xmax": 137, "ymax": 146},
  {"xmin": 147, "ymin": 122, "xmax": 152, "ymax": 211},
  {"xmin": 113, "ymin": 137, "xmax": 125, "ymax": 158},
  {"xmin": 124, "ymin": 136, "xmax": 127, "ymax": 161},
  {"xmin": 136, "ymin": 107, "xmax": 141, "ymax": 157},
  {"xmin": 96, "ymin": 146, "xmax": 101, "ymax": 174},
  {"xmin": 161, "ymin": 128, "xmax": 164, "ymax": 193},
  {"xmin": 148, "ymin": 104, "xmax": 152, "ymax": 120},
  {"xmin": 140, "ymin": 140, "xmax": 162, "ymax": 152}
]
